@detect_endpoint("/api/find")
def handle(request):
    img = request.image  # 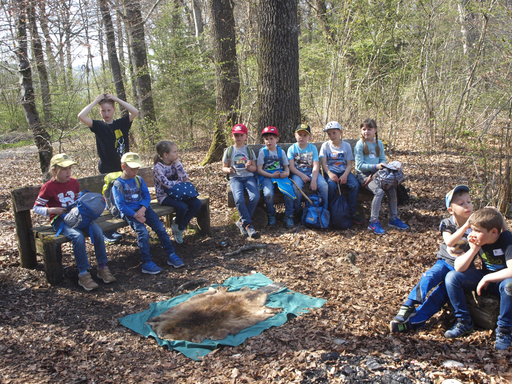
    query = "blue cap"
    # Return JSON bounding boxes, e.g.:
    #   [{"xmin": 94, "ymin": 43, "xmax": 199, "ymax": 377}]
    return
[{"xmin": 445, "ymin": 185, "xmax": 470, "ymax": 209}]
